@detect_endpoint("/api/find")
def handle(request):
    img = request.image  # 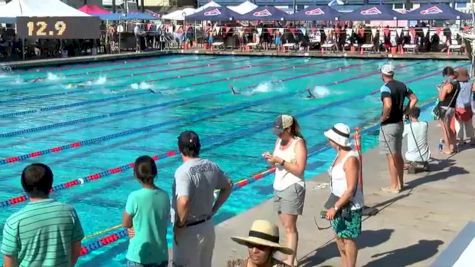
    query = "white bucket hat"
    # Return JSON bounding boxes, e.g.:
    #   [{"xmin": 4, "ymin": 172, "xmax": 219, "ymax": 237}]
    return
[
  {"xmin": 324, "ymin": 123, "xmax": 352, "ymax": 148},
  {"xmin": 231, "ymin": 220, "xmax": 293, "ymax": 255}
]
